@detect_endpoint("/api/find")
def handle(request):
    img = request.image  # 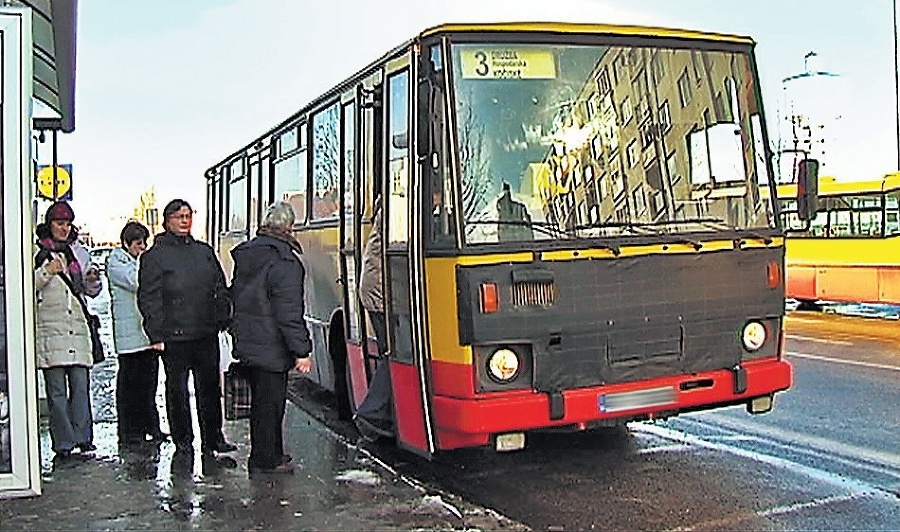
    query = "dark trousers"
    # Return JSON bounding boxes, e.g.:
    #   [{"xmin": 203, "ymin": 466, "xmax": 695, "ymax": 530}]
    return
[
  {"xmin": 160, "ymin": 335, "xmax": 225, "ymax": 450},
  {"xmin": 369, "ymin": 310, "xmax": 387, "ymax": 356},
  {"xmin": 116, "ymin": 348, "xmax": 162, "ymax": 441},
  {"xmin": 248, "ymin": 367, "xmax": 288, "ymax": 469},
  {"xmin": 357, "ymin": 310, "xmax": 393, "ymax": 422}
]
